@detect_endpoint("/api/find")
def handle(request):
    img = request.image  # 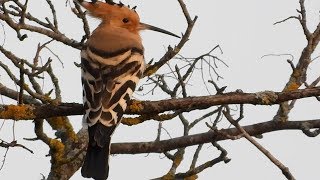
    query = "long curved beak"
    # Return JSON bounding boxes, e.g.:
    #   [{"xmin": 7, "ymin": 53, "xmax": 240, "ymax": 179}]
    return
[{"xmin": 140, "ymin": 23, "xmax": 180, "ymax": 38}]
